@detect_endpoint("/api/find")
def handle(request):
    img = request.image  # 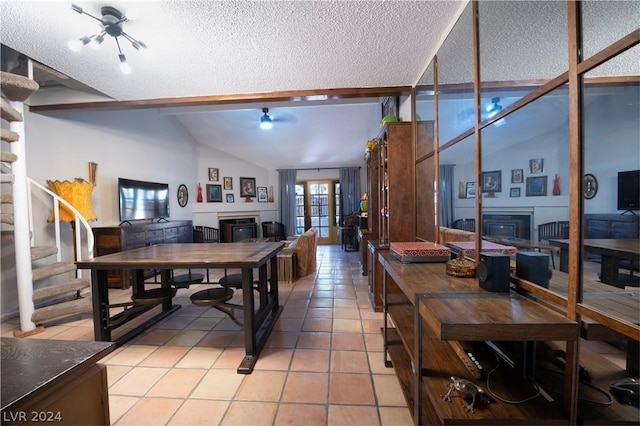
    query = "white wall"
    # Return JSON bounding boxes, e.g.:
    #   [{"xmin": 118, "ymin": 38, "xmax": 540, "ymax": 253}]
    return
[
  {"xmin": 449, "ymin": 89, "xmax": 639, "ymax": 239},
  {"xmin": 192, "ymin": 144, "xmax": 277, "ymax": 228},
  {"xmin": 2, "ymin": 108, "xmax": 274, "ymax": 317}
]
